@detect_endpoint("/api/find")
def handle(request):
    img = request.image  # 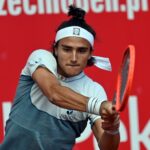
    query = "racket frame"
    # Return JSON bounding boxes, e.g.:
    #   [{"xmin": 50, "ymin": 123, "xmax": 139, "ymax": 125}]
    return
[{"xmin": 115, "ymin": 45, "xmax": 135, "ymax": 111}]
